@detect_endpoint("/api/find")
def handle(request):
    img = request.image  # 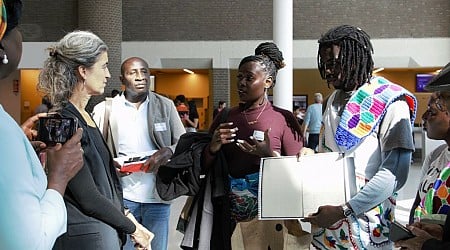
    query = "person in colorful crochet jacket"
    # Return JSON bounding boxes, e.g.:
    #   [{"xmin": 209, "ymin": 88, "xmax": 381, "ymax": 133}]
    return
[{"xmin": 302, "ymin": 25, "xmax": 417, "ymax": 250}]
